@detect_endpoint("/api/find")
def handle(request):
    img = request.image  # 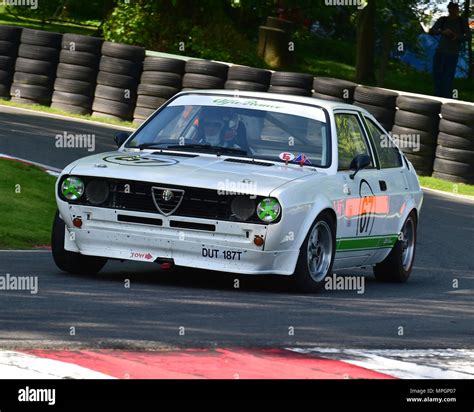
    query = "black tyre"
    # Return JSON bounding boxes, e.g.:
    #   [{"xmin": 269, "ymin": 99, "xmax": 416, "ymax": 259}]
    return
[
  {"xmin": 374, "ymin": 212, "xmax": 417, "ymax": 283},
  {"xmin": 400, "ymin": 143, "xmax": 435, "ymax": 157},
  {"xmin": 54, "ymin": 78, "xmax": 94, "ymax": 96},
  {"xmin": 441, "ymin": 103, "xmax": 474, "ymax": 127},
  {"xmin": 134, "ymin": 106, "xmax": 156, "ymax": 119},
  {"xmin": 438, "ymin": 118, "xmax": 474, "ymax": 140},
  {"xmin": 13, "ymin": 71, "xmax": 51, "ymax": 87},
  {"xmin": 99, "ymin": 55, "xmax": 142, "ymax": 77},
  {"xmin": 404, "ymin": 154, "xmax": 433, "ymax": 175},
  {"xmin": 0, "ymin": 25, "xmax": 22, "ymax": 42},
  {"xmin": 59, "ymin": 49, "xmax": 99, "ymax": 68},
  {"xmin": 292, "ymin": 211, "xmax": 336, "ymax": 293},
  {"xmin": 11, "ymin": 96, "xmax": 49, "ymax": 105},
  {"xmin": 354, "ymin": 86, "xmax": 398, "ymax": 107},
  {"xmin": 396, "ymin": 95, "xmax": 441, "ymax": 116},
  {"xmin": 143, "ymin": 57, "xmax": 185, "ymax": 74},
  {"xmin": 227, "ymin": 65, "xmax": 271, "ymax": 85},
  {"xmin": 436, "ymin": 132, "xmax": 474, "ymax": 150},
  {"xmin": 224, "ymin": 80, "xmax": 268, "ymax": 92},
  {"xmin": 18, "ymin": 44, "xmax": 59, "ymax": 61},
  {"xmin": 182, "ymin": 73, "xmax": 225, "ymax": 89},
  {"xmin": 435, "ymin": 146, "xmax": 474, "ymax": 164},
  {"xmin": 140, "ymin": 71, "xmax": 182, "ymax": 88},
  {"xmin": 185, "ymin": 59, "xmax": 228, "ymax": 79},
  {"xmin": 136, "ymin": 95, "xmax": 167, "ymax": 109},
  {"xmin": 0, "ymin": 40, "xmax": 18, "ymax": 57},
  {"xmin": 52, "ymin": 211, "xmax": 107, "ymax": 275},
  {"xmin": 101, "ymin": 41, "xmax": 145, "ymax": 62},
  {"xmin": 10, "ymin": 83, "xmax": 51, "ymax": 101},
  {"xmin": 0, "ymin": 56, "xmax": 14, "ymax": 71},
  {"xmin": 52, "ymin": 91, "xmax": 92, "ymax": 107},
  {"xmin": 61, "ymin": 33, "xmax": 103, "ymax": 54},
  {"xmin": 15, "ymin": 57, "xmax": 55, "ymax": 75},
  {"xmin": 355, "ymin": 102, "xmax": 395, "ymax": 125},
  {"xmin": 56, "ymin": 63, "xmax": 97, "ymax": 82},
  {"xmin": 92, "ymin": 97, "xmax": 134, "ymax": 118},
  {"xmin": 268, "ymin": 85, "xmax": 311, "ymax": 96},
  {"xmin": 433, "ymin": 158, "xmax": 474, "ymax": 177},
  {"xmin": 95, "ymin": 84, "xmax": 136, "ymax": 103},
  {"xmin": 97, "ymin": 71, "xmax": 138, "ymax": 89},
  {"xmin": 313, "ymin": 77, "xmax": 356, "ymax": 102},
  {"xmin": 394, "ymin": 110, "xmax": 439, "ymax": 133},
  {"xmin": 0, "ymin": 84, "xmax": 9, "ymax": 97},
  {"xmin": 271, "ymin": 71, "xmax": 313, "ymax": 90},
  {"xmin": 432, "ymin": 171, "xmax": 474, "ymax": 185},
  {"xmin": 312, "ymin": 91, "xmax": 345, "ymax": 102},
  {"xmin": 92, "ymin": 111, "xmax": 127, "ymax": 121},
  {"xmin": 137, "ymin": 83, "xmax": 180, "ymax": 98},
  {"xmin": 21, "ymin": 29, "xmax": 62, "ymax": 48},
  {"xmin": 51, "ymin": 102, "xmax": 91, "ymax": 115},
  {"xmin": 391, "ymin": 125, "xmax": 437, "ymax": 146},
  {"xmin": 0, "ymin": 69, "xmax": 11, "ymax": 82}
]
